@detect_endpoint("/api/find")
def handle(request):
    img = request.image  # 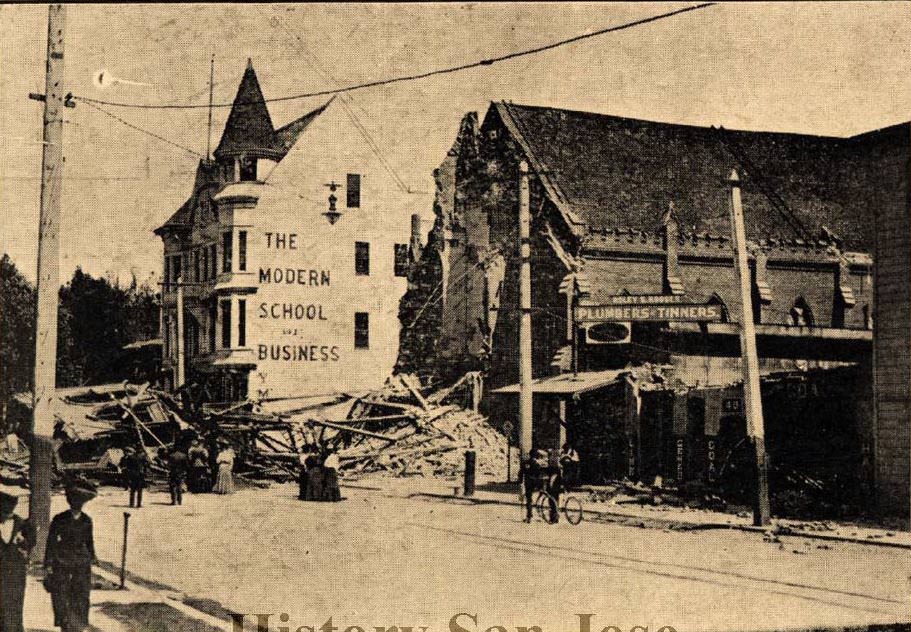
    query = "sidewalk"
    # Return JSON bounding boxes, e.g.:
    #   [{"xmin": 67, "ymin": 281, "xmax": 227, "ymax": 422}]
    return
[
  {"xmin": 23, "ymin": 566, "xmax": 231, "ymax": 632},
  {"xmin": 343, "ymin": 475, "xmax": 911, "ymax": 549}
]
